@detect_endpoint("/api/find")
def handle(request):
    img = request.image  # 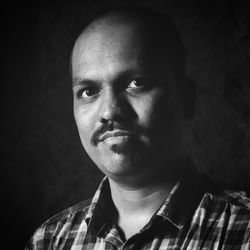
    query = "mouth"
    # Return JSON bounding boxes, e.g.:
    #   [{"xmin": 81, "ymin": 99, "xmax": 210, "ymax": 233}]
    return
[{"xmin": 99, "ymin": 130, "xmax": 138, "ymax": 144}]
